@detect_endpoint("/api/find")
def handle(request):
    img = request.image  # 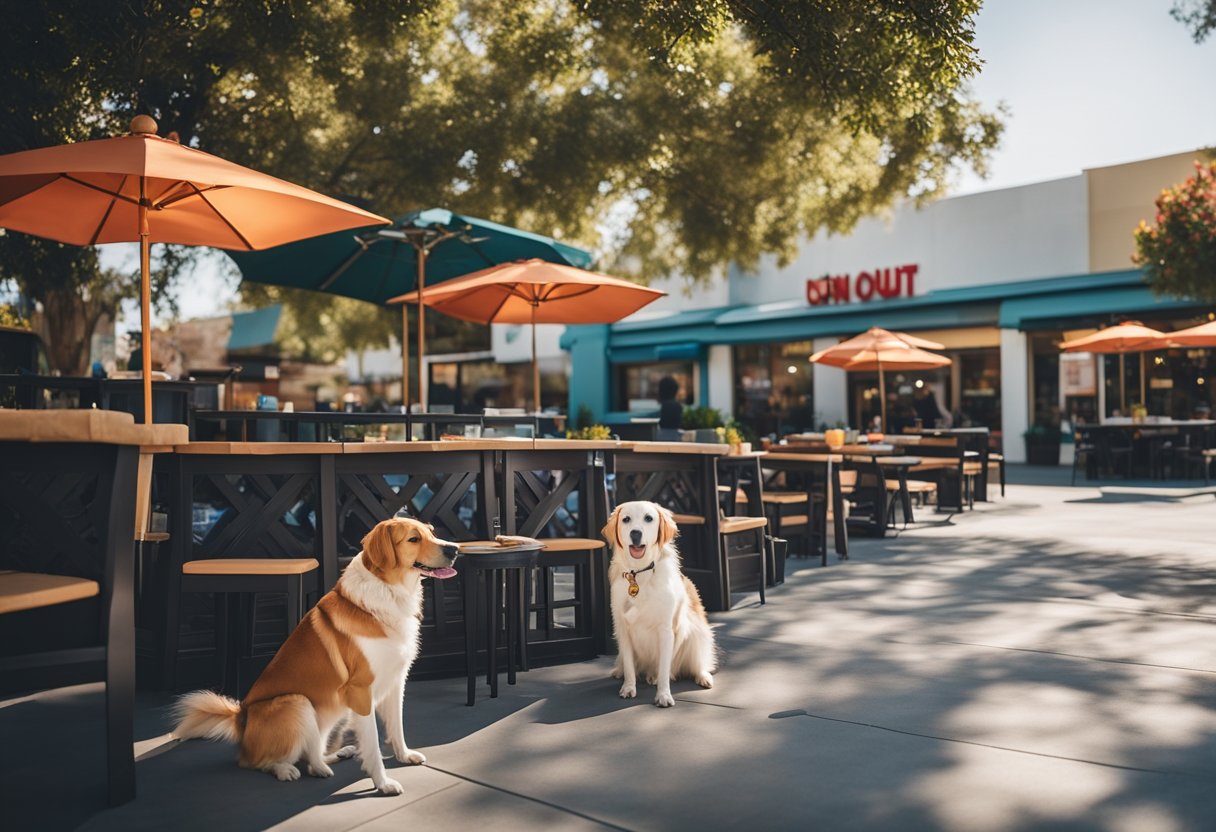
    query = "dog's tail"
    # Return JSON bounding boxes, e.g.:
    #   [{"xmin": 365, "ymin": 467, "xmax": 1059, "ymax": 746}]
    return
[{"xmin": 172, "ymin": 690, "xmax": 242, "ymax": 744}]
